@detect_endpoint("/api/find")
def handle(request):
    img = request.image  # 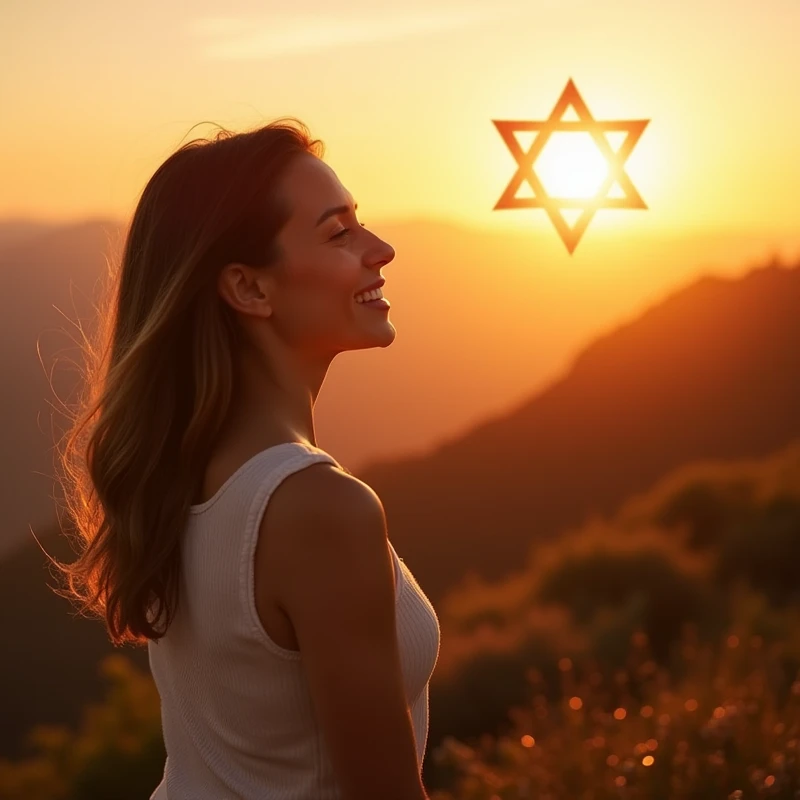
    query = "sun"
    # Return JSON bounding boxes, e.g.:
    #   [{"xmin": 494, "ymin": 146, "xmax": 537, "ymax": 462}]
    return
[
  {"xmin": 534, "ymin": 132, "xmax": 609, "ymax": 199},
  {"xmin": 492, "ymin": 79, "xmax": 650, "ymax": 252}
]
